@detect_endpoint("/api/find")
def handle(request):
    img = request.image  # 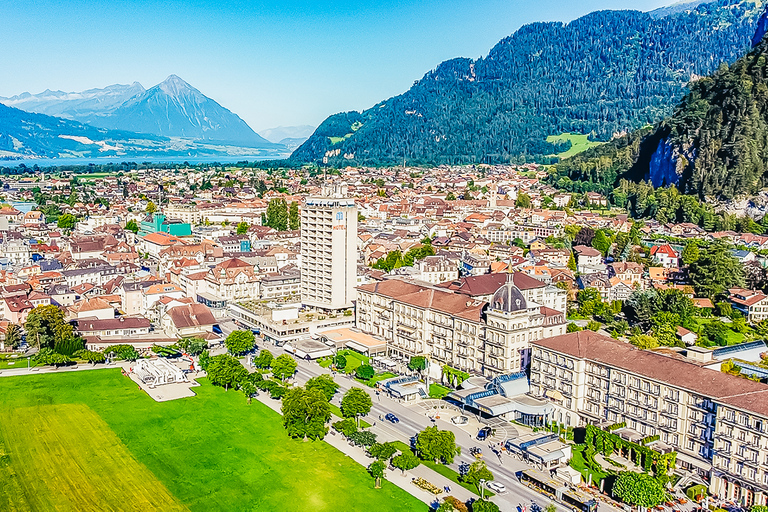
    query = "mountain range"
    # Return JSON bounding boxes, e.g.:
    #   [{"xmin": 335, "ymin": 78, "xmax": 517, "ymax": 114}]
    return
[
  {"xmin": 0, "ymin": 75, "xmax": 275, "ymax": 153},
  {"xmin": 291, "ymin": 0, "xmax": 765, "ymax": 166},
  {"xmin": 551, "ymin": 6, "xmax": 768, "ymax": 201}
]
